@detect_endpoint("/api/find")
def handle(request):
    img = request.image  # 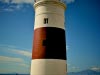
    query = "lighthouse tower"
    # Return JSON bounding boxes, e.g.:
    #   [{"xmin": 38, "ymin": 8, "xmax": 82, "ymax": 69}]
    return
[{"xmin": 31, "ymin": 0, "xmax": 67, "ymax": 75}]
